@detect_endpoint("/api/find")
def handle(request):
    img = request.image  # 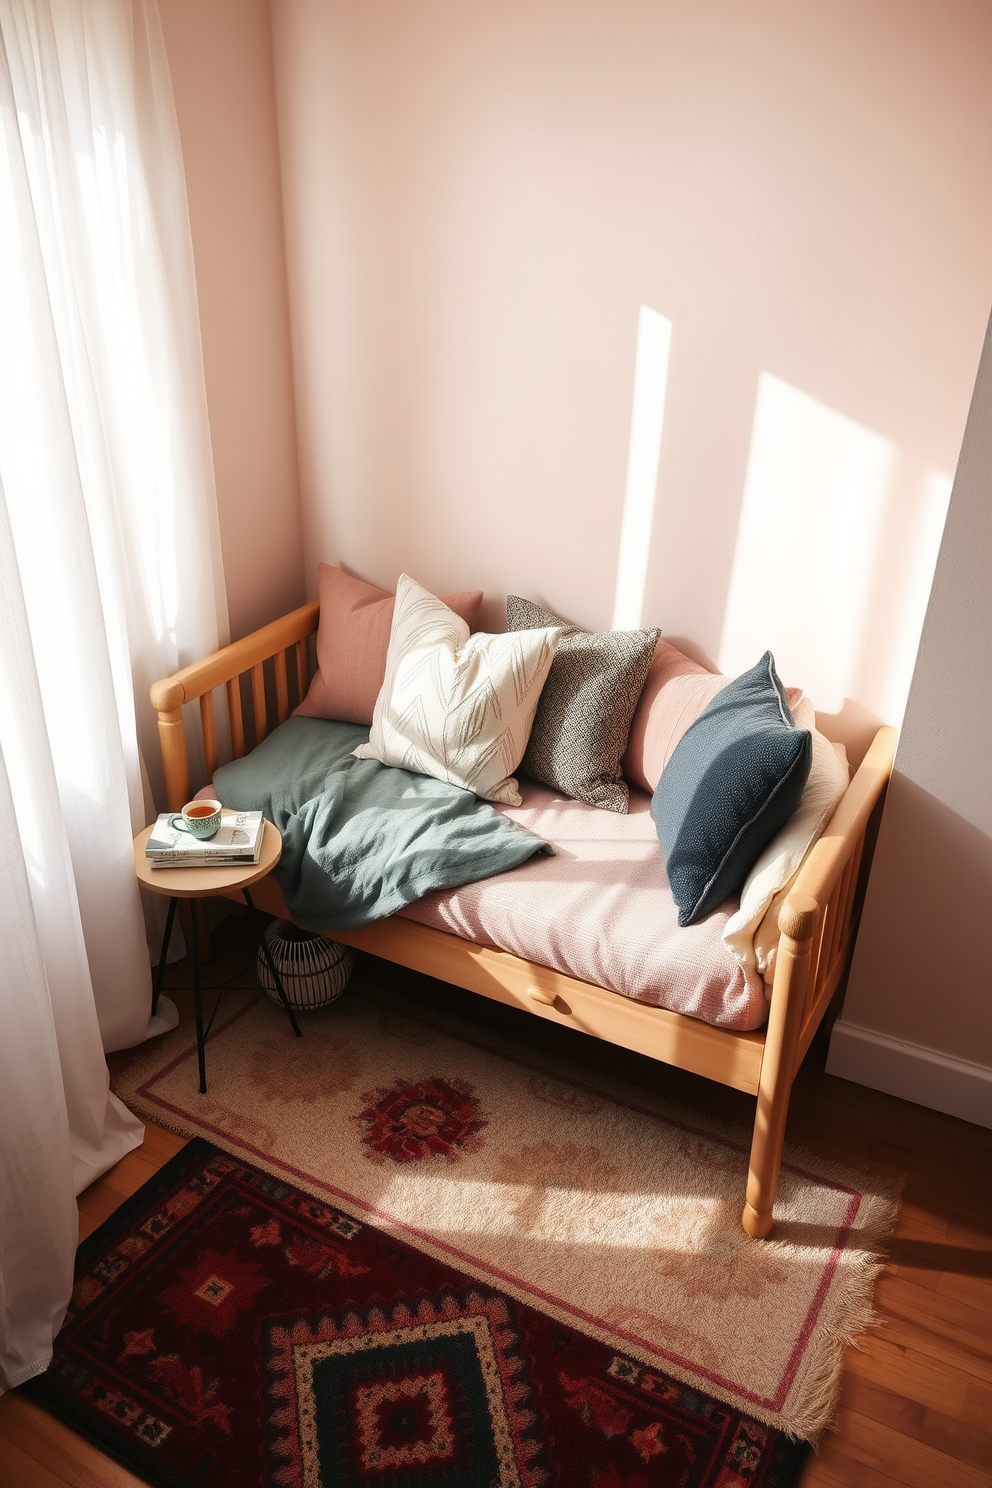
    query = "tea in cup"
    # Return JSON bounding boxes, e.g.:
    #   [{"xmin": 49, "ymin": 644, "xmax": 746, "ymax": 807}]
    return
[{"xmin": 171, "ymin": 799, "xmax": 222, "ymax": 840}]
